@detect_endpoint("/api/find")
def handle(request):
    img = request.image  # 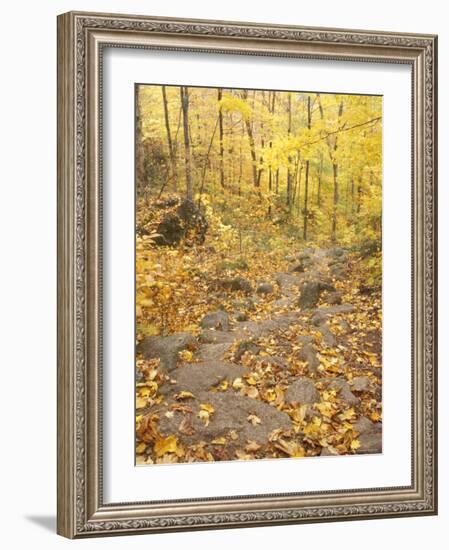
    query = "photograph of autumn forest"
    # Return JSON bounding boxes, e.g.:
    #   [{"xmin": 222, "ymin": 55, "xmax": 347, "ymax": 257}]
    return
[{"xmin": 135, "ymin": 84, "xmax": 382, "ymax": 465}]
